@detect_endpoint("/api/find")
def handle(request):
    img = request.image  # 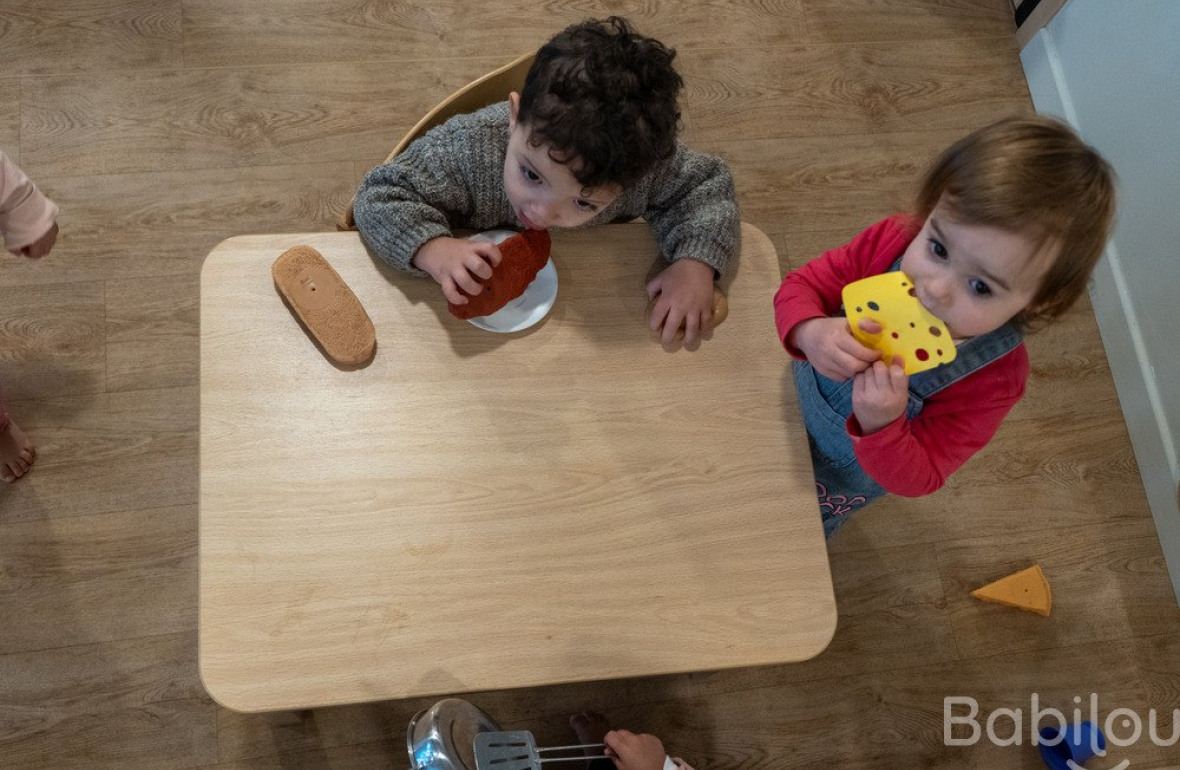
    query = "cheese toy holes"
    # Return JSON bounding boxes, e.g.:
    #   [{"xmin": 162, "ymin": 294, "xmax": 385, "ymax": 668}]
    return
[{"xmin": 841, "ymin": 272, "xmax": 957, "ymax": 375}]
